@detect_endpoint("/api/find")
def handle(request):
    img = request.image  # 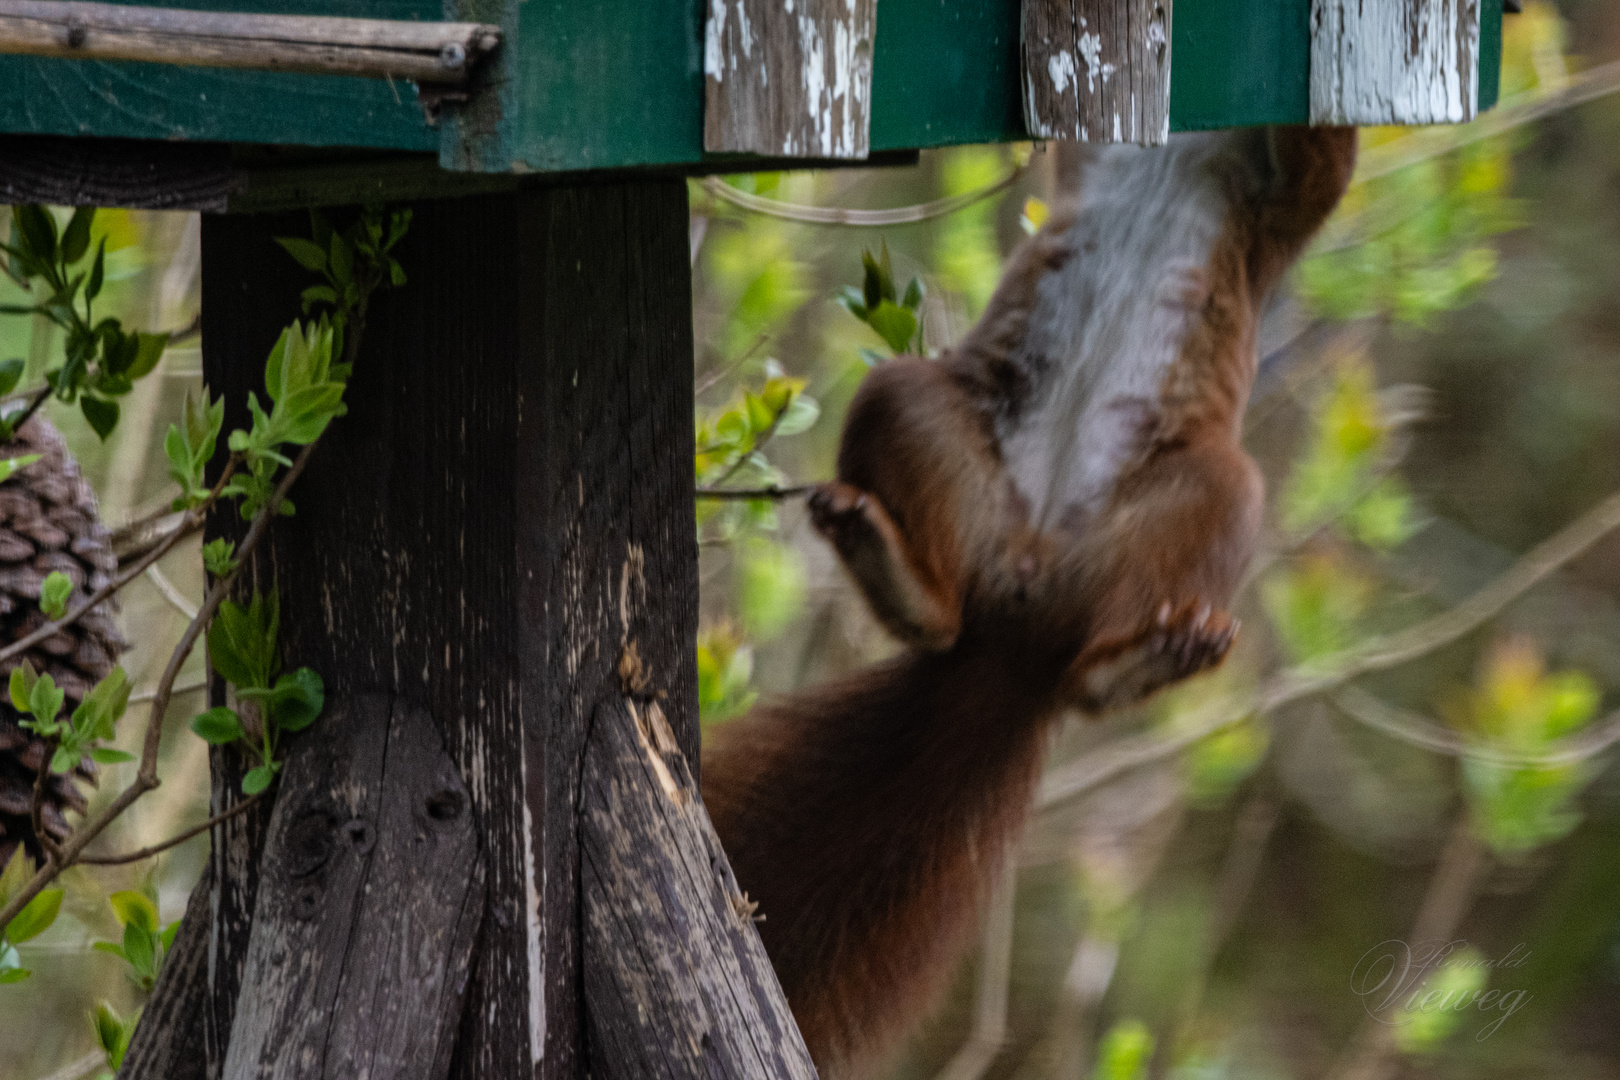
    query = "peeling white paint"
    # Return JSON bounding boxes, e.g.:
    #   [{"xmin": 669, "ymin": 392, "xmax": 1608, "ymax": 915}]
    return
[
  {"xmin": 1077, "ymin": 31, "xmax": 1104, "ymax": 93},
  {"xmin": 1048, "ymin": 50, "xmax": 1076, "ymax": 96},
  {"xmin": 1310, "ymin": 0, "xmax": 1480, "ymax": 124},
  {"xmin": 704, "ymin": 0, "xmax": 727, "ymax": 81},
  {"xmin": 736, "ymin": 0, "xmax": 753, "ymax": 58}
]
